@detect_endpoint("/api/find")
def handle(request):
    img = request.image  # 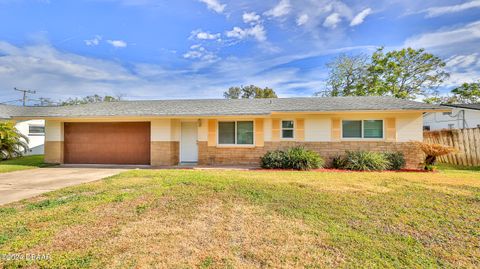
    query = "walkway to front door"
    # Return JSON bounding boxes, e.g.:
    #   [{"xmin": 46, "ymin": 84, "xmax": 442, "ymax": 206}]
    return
[{"xmin": 180, "ymin": 122, "xmax": 198, "ymax": 163}]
